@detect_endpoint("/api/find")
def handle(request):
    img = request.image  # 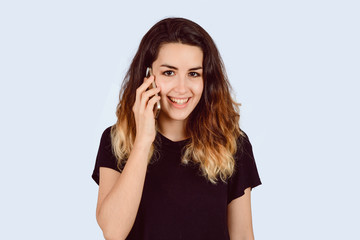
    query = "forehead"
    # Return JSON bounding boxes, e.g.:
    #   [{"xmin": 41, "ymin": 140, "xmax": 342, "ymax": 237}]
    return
[{"xmin": 155, "ymin": 43, "xmax": 203, "ymax": 67}]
